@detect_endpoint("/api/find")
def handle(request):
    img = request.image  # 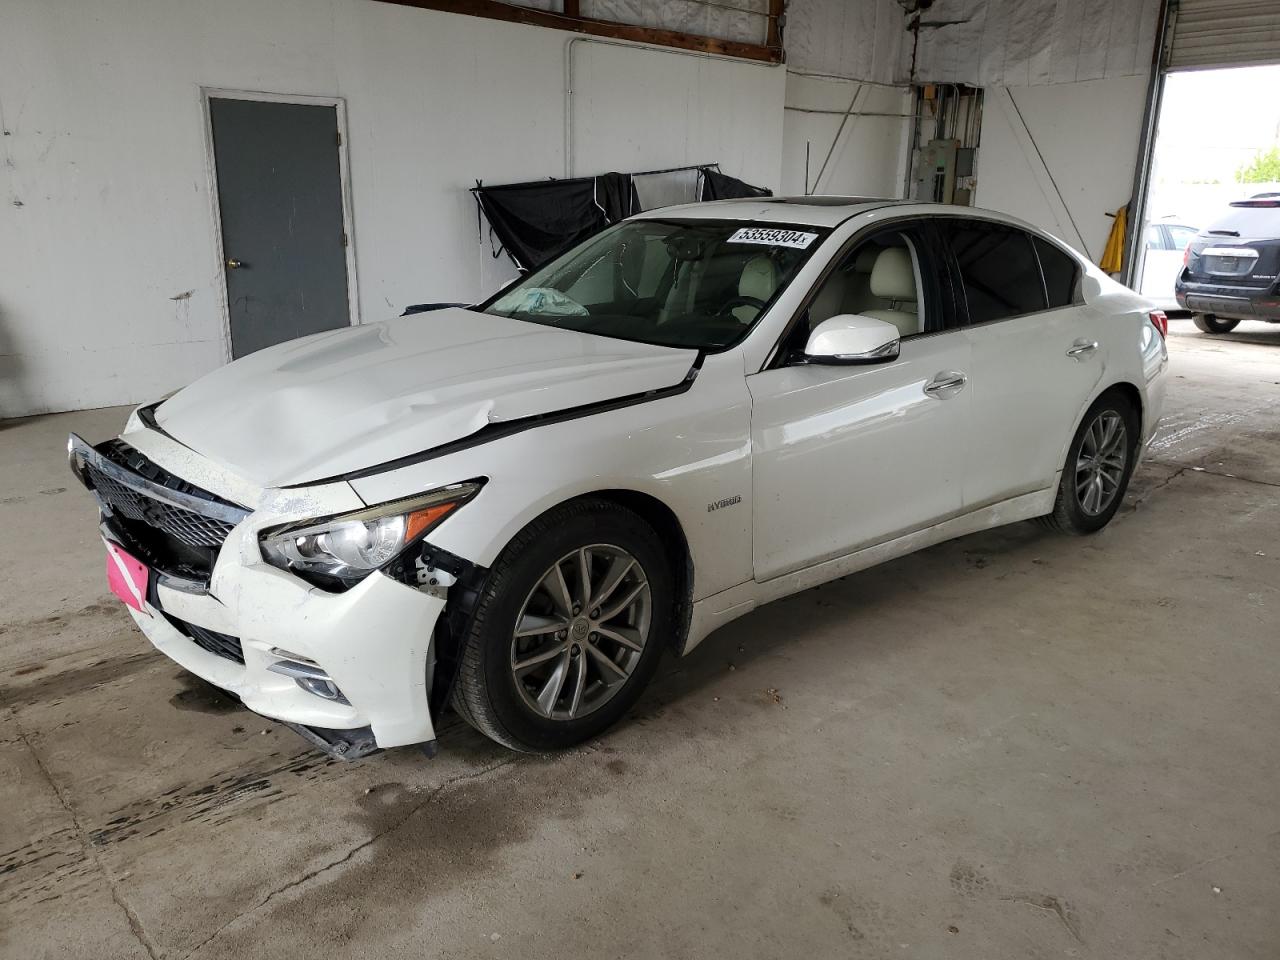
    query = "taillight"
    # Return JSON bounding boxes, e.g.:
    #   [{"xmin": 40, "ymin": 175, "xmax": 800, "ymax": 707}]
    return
[
  {"xmin": 1149, "ymin": 310, "xmax": 1168, "ymax": 338},
  {"xmin": 1183, "ymin": 243, "xmax": 1192, "ymax": 267}
]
